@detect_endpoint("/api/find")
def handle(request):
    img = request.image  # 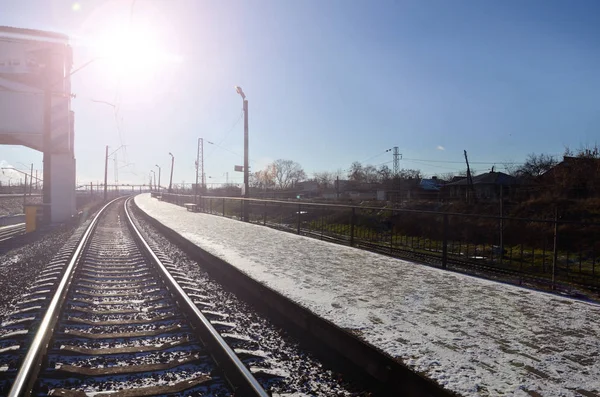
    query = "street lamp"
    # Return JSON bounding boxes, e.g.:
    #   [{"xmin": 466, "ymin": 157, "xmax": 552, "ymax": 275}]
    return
[
  {"xmin": 150, "ymin": 170, "xmax": 156, "ymax": 191},
  {"xmin": 195, "ymin": 139, "xmax": 202, "ymax": 203},
  {"xmin": 235, "ymin": 86, "xmax": 249, "ymax": 221},
  {"xmin": 155, "ymin": 165, "xmax": 161, "ymax": 191},
  {"xmin": 168, "ymin": 152, "xmax": 174, "ymax": 193}
]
